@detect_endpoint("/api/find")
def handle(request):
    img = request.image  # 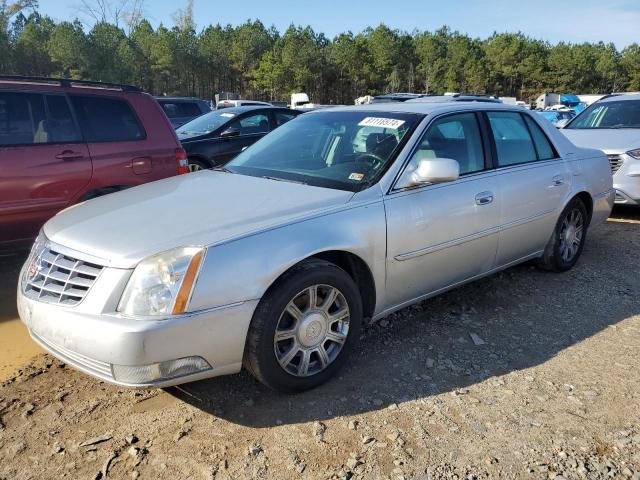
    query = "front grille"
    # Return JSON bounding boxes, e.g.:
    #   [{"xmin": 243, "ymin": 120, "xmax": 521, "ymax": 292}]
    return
[
  {"xmin": 23, "ymin": 246, "xmax": 103, "ymax": 306},
  {"xmin": 607, "ymin": 154, "xmax": 624, "ymax": 174}
]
